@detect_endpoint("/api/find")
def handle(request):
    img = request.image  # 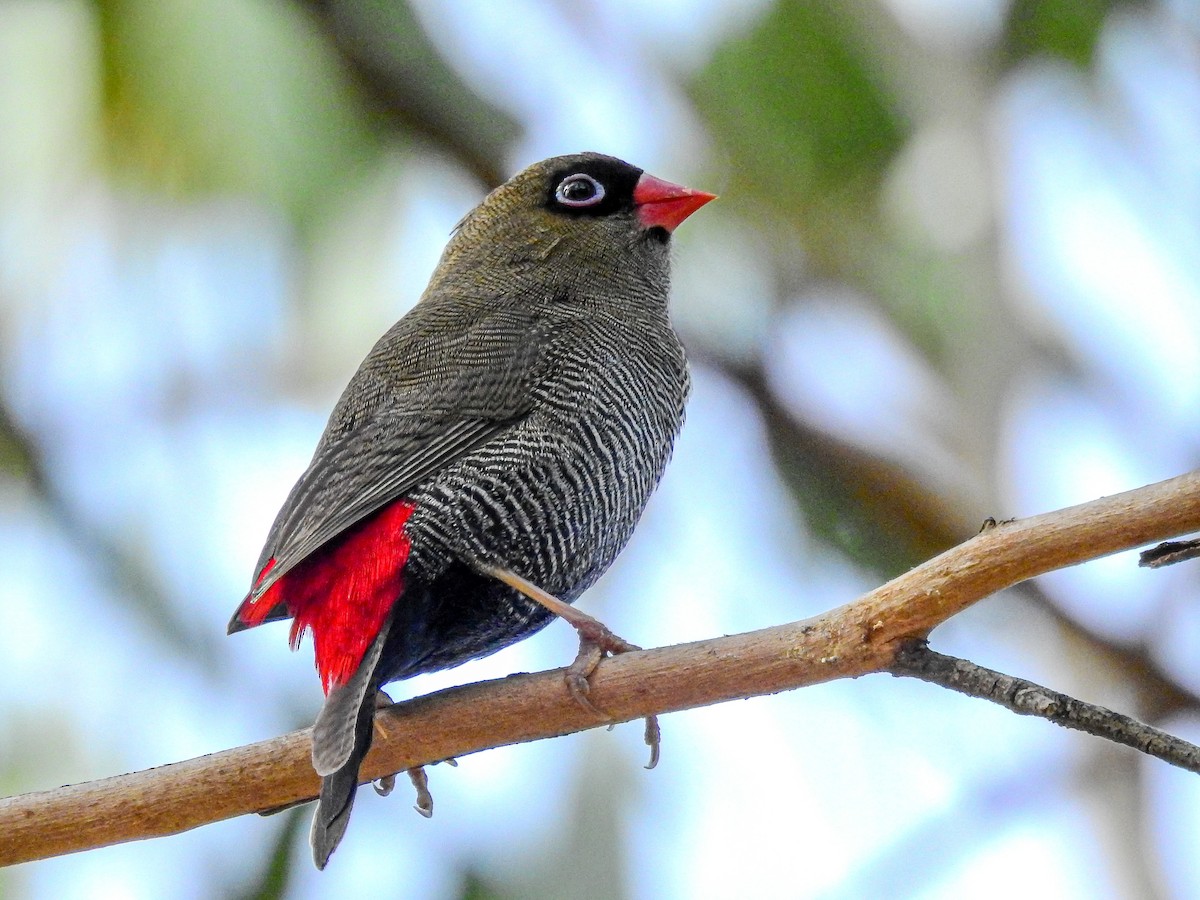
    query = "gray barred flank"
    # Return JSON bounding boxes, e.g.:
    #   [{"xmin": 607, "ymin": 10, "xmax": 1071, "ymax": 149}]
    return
[{"xmin": 399, "ymin": 314, "xmax": 687, "ymax": 607}]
